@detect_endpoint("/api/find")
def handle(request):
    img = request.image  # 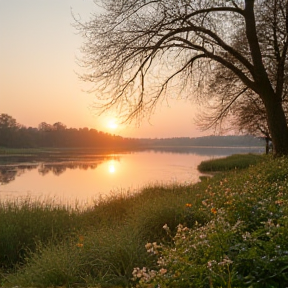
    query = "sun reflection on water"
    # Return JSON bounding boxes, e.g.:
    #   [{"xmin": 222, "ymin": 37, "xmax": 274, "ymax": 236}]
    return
[{"xmin": 108, "ymin": 161, "xmax": 116, "ymax": 174}]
